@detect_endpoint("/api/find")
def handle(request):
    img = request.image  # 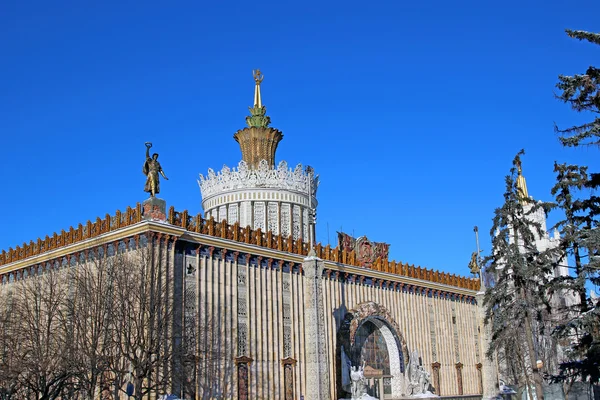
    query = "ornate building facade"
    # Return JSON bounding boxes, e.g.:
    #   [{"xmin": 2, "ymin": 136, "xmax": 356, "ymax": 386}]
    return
[{"xmin": 0, "ymin": 71, "xmax": 495, "ymax": 400}]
